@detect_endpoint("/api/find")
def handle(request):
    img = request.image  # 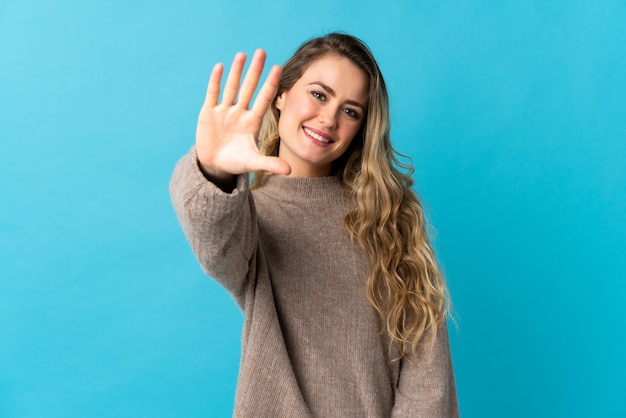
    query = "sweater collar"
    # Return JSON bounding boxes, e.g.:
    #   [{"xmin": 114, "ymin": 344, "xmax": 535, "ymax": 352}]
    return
[{"xmin": 259, "ymin": 174, "xmax": 345, "ymax": 200}]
